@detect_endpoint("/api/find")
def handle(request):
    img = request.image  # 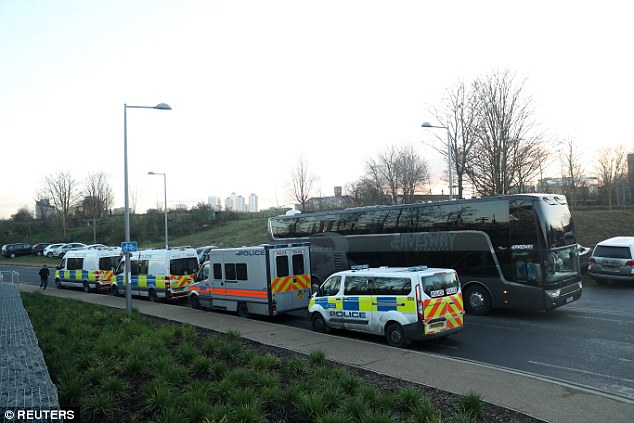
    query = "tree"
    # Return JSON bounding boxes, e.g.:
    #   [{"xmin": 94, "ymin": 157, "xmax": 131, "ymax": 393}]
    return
[
  {"xmin": 364, "ymin": 144, "xmax": 430, "ymax": 205},
  {"xmin": 345, "ymin": 177, "xmax": 389, "ymax": 207},
  {"xmin": 288, "ymin": 156, "xmax": 316, "ymax": 212},
  {"xmin": 82, "ymin": 172, "xmax": 114, "ymax": 219},
  {"xmin": 595, "ymin": 145, "xmax": 627, "ymax": 209},
  {"xmin": 466, "ymin": 70, "xmax": 545, "ymax": 196},
  {"xmin": 428, "ymin": 80, "xmax": 481, "ymax": 199},
  {"xmin": 38, "ymin": 171, "xmax": 79, "ymax": 237},
  {"xmin": 559, "ymin": 138, "xmax": 585, "ymax": 209}
]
